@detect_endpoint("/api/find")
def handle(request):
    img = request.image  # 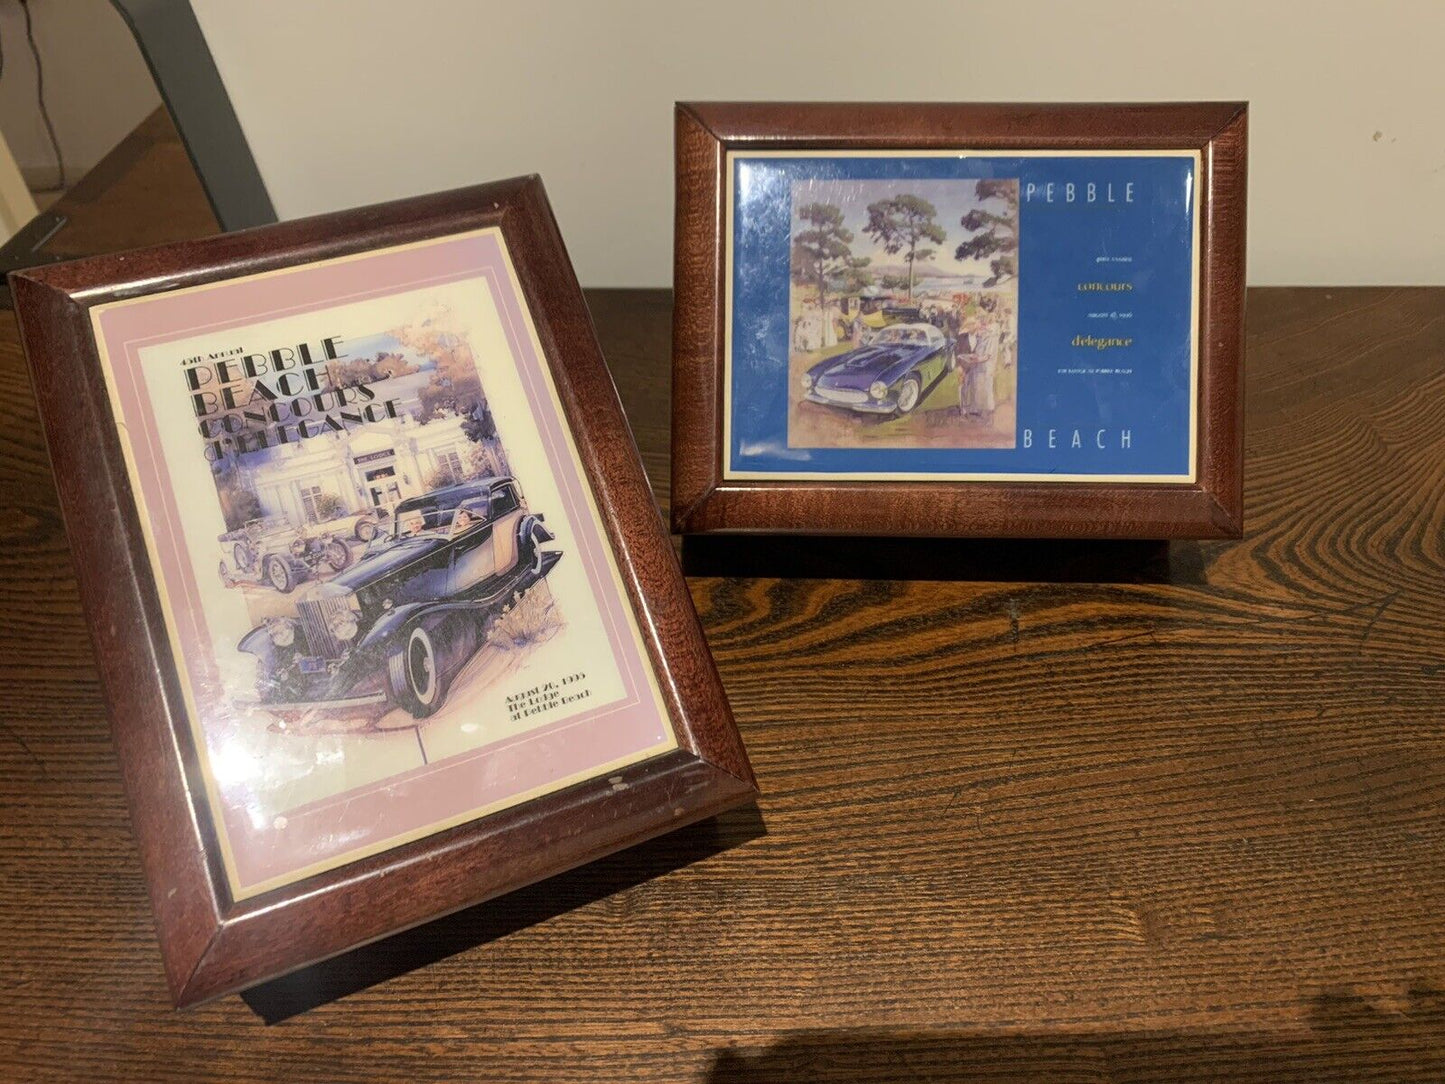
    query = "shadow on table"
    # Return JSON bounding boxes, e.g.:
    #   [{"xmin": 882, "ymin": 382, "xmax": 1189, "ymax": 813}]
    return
[
  {"xmin": 682, "ymin": 535, "xmax": 1208, "ymax": 586},
  {"xmin": 240, "ymin": 804, "xmax": 765, "ymax": 1024},
  {"xmin": 706, "ymin": 985, "xmax": 1445, "ymax": 1082}
]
